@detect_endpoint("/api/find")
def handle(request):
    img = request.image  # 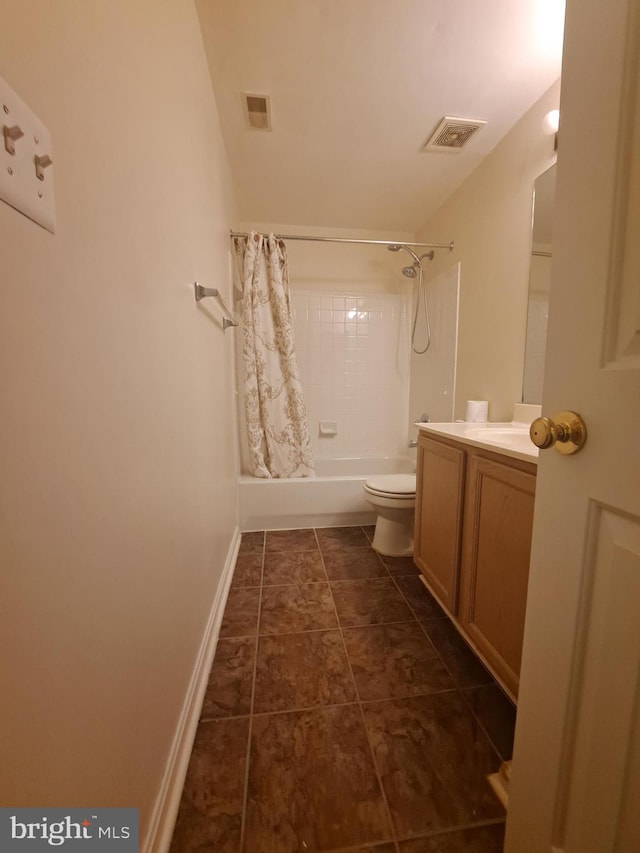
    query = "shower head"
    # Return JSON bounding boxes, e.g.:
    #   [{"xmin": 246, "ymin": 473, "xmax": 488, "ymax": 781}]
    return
[{"xmin": 389, "ymin": 244, "xmax": 431, "ymax": 277}]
